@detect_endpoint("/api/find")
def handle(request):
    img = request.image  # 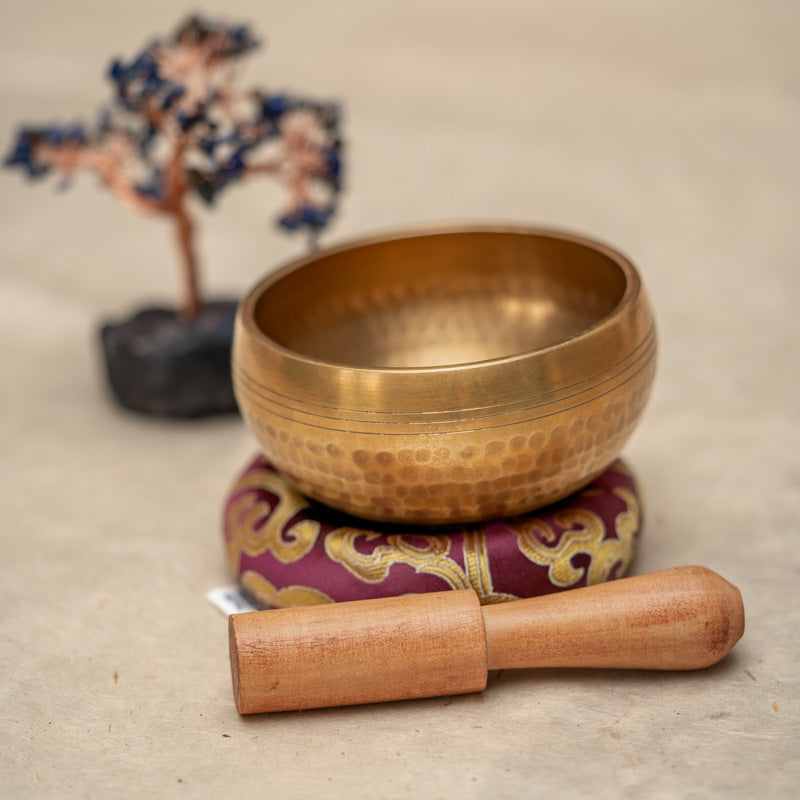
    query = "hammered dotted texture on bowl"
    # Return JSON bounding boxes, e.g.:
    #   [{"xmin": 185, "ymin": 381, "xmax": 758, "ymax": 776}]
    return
[{"xmin": 236, "ymin": 347, "xmax": 655, "ymax": 524}]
